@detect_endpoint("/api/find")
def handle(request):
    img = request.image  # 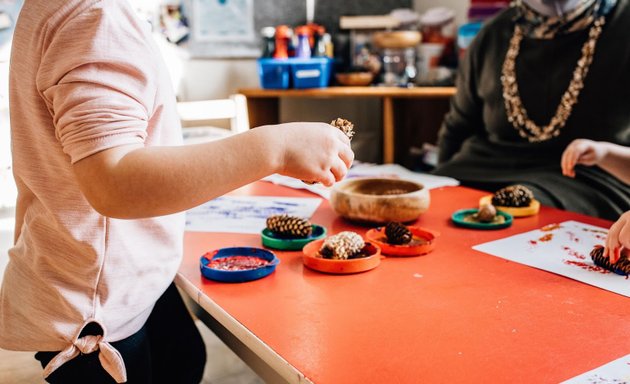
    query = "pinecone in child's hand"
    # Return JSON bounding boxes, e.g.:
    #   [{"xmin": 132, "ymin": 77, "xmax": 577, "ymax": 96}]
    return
[
  {"xmin": 319, "ymin": 231, "xmax": 365, "ymax": 260},
  {"xmin": 330, "ymin": 118, "xmax": 355, "ymax": 140},
  {"xmin": 385, "ymin": 222, "xmax": 412, "ymax": 245},
  {"xmin": 590, "ymin": 245, "xmax": 630, "ymax": 275},
  {"xmin": 491, "ymin": 185, "xmax": 534, "ymax": 207},
  {"xmin": 266, "ymin": 214, "xmax": 312, "ymax": 238}
]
